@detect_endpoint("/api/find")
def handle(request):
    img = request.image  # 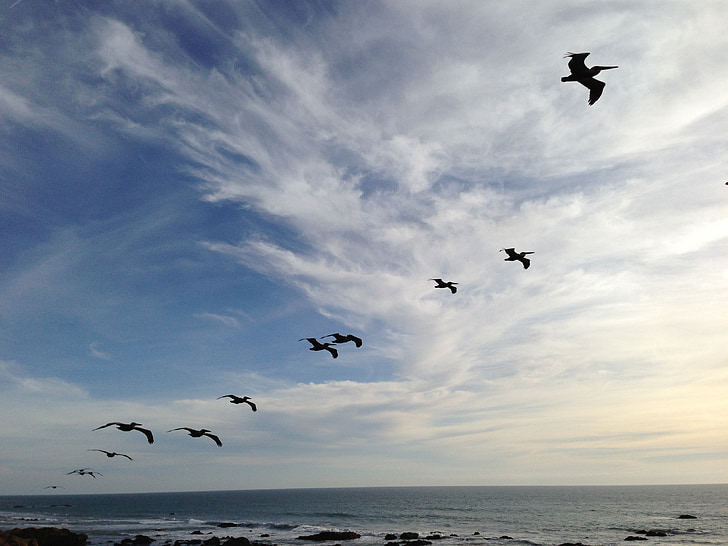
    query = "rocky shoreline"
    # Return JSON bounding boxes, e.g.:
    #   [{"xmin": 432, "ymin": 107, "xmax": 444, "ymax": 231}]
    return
[{"xmin": 1, "ymin": 516, "xmax": 700, "ymax": 546}]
